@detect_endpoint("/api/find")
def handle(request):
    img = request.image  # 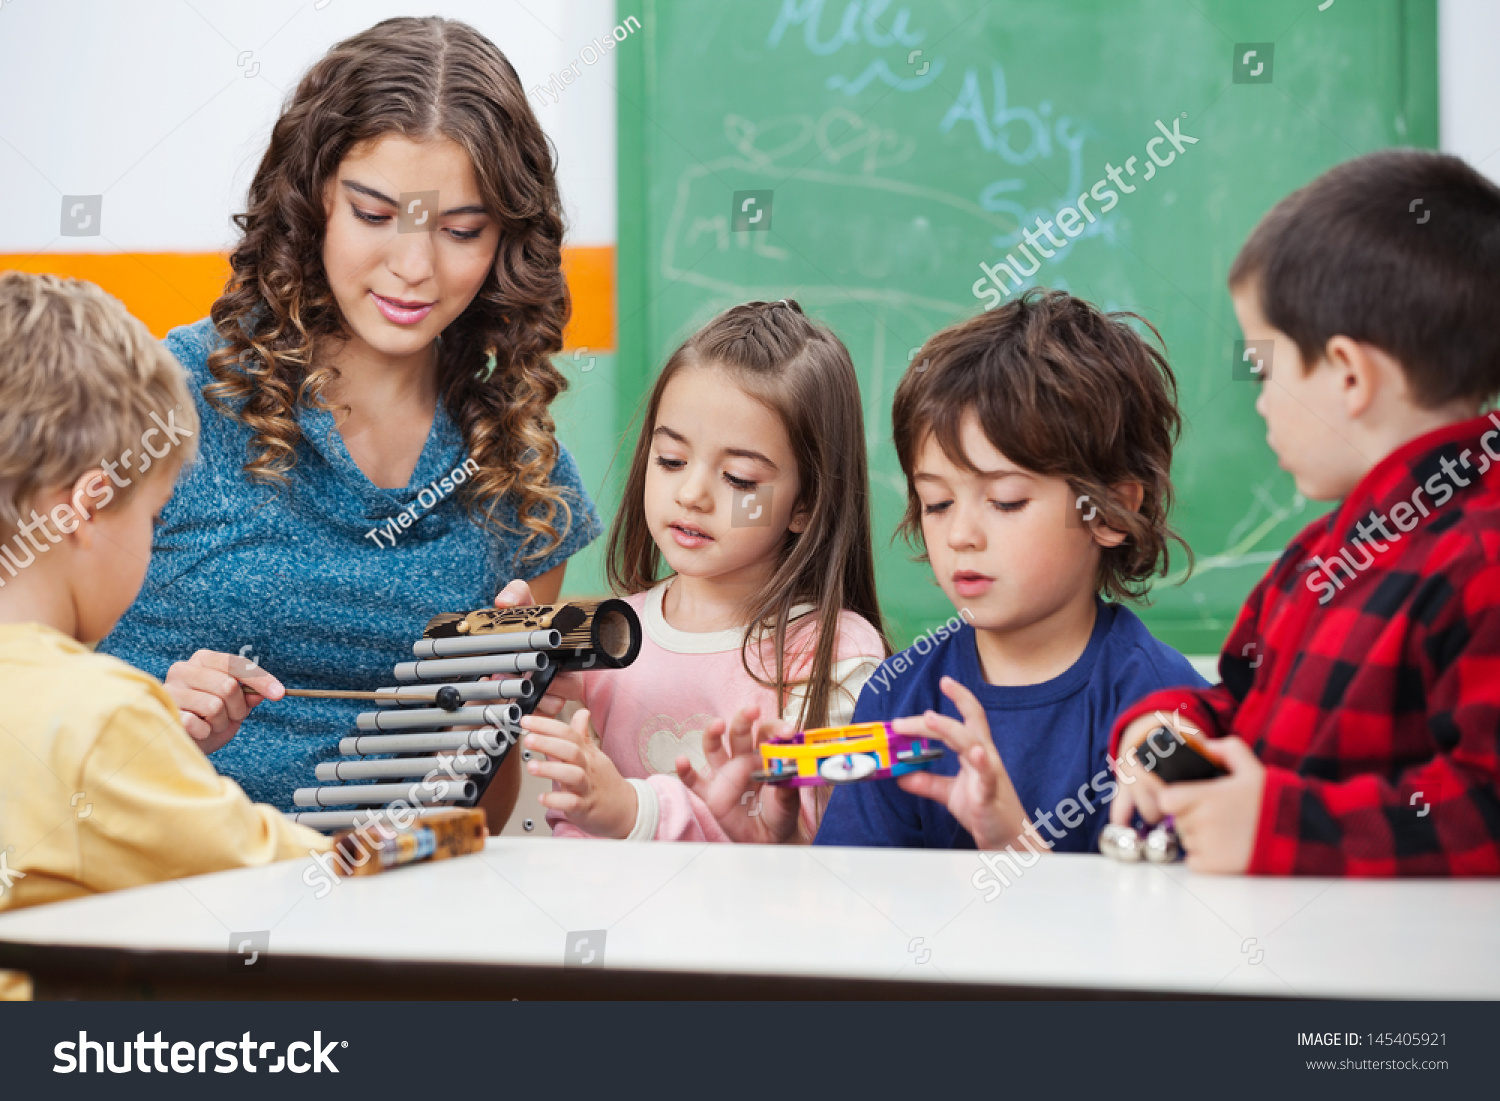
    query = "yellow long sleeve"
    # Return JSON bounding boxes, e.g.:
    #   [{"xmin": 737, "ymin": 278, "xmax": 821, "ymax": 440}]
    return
[{"xmin": 0, "ymin": 623, "xmax": 330, "ymax": 998}]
